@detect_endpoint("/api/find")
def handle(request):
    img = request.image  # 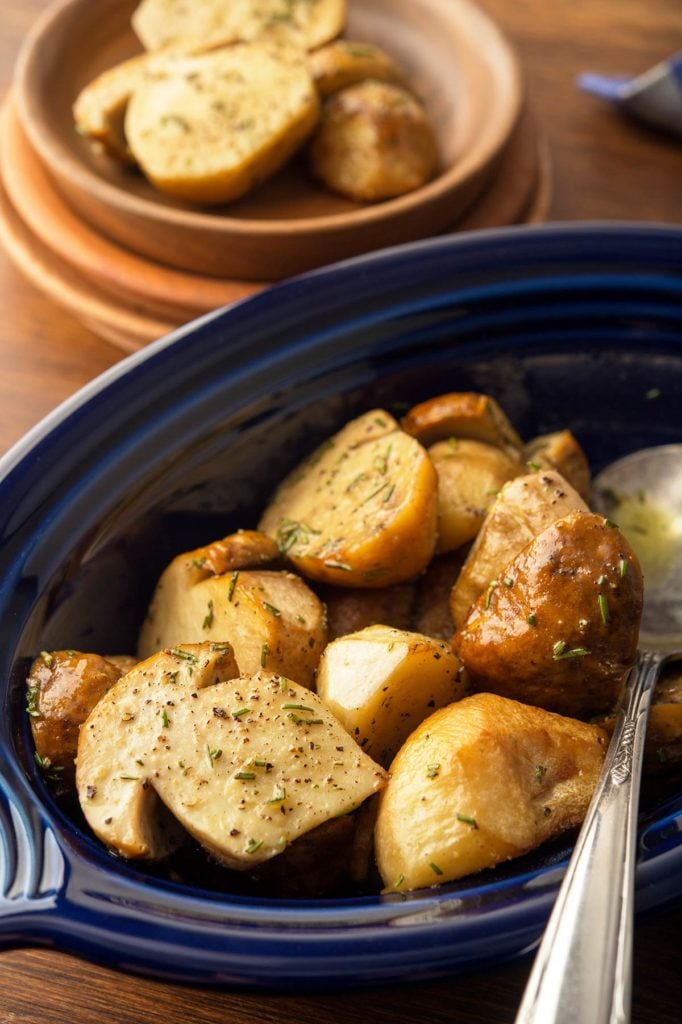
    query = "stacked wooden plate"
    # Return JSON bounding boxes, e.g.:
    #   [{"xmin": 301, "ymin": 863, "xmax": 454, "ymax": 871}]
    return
[{"xmin": 1, "ymin": 0, "xmax": 551, "ymax": 352}]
